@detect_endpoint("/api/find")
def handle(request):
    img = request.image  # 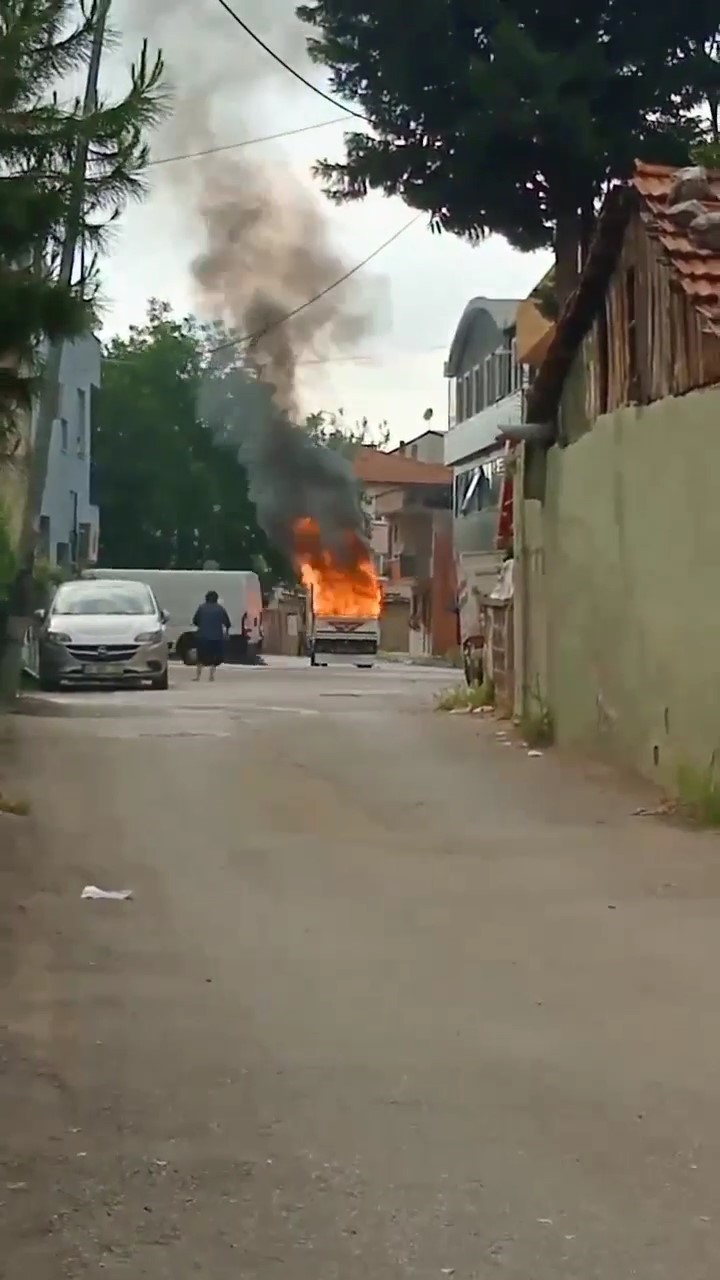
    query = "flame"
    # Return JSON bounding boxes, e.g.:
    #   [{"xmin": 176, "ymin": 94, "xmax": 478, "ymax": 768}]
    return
[{"xmin": 294, "ymin": 517, "xmax": 381, "ymax": 619}]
